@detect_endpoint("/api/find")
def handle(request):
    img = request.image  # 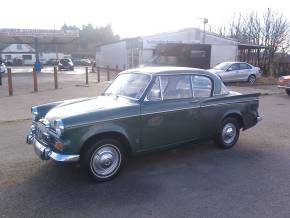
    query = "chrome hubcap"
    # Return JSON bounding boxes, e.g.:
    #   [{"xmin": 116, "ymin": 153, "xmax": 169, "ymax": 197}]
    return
[
  {"xmin": 222, "ymin": 123, "xmax": 237, "ymax": 144},
  {"xmin": 90, "ymin": 144, "xmax": 121, "ymax": 178}
]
